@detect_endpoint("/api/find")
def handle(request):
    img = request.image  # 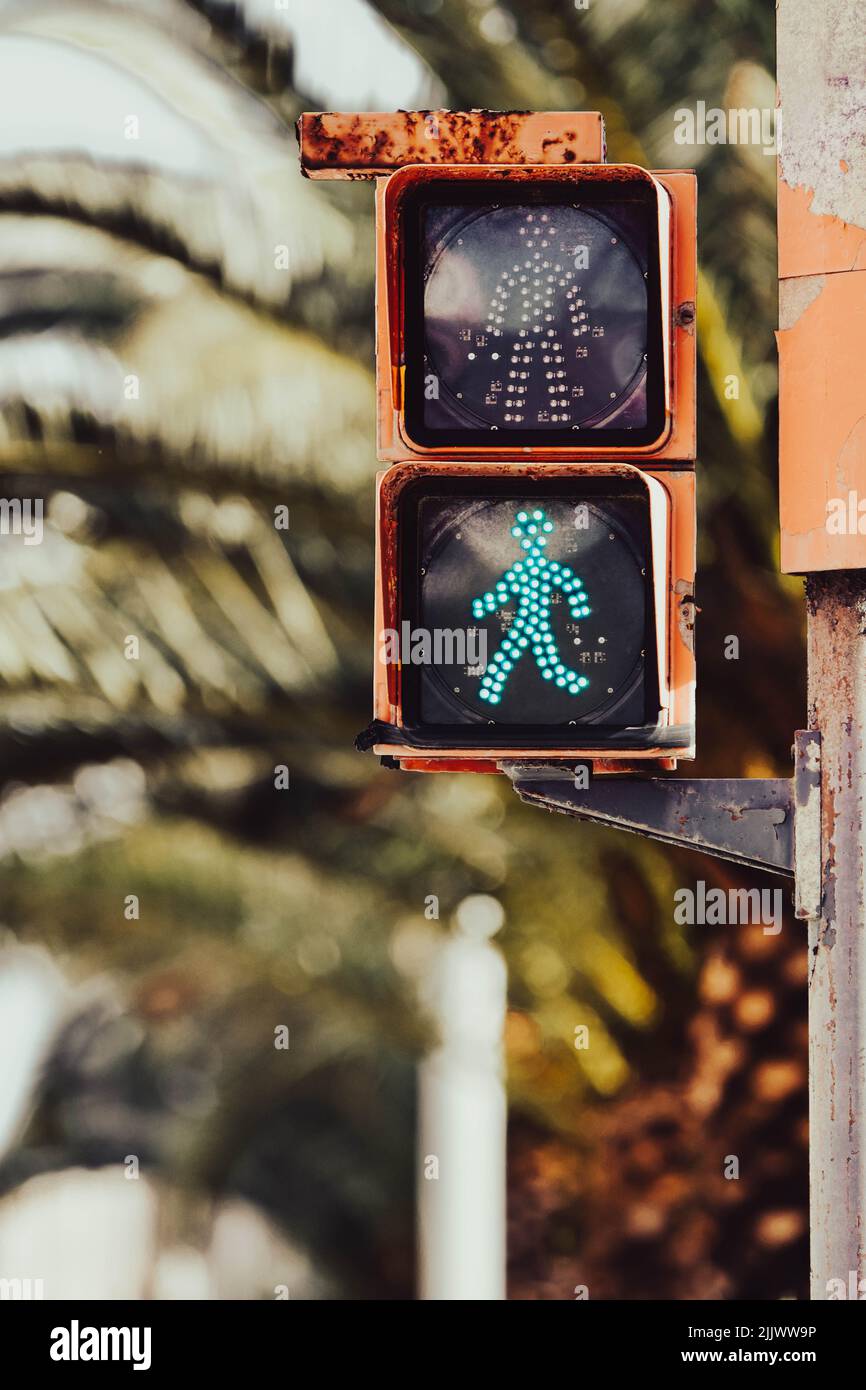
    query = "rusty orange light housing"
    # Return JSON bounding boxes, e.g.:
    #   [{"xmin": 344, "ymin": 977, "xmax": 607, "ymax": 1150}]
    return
[
  {"xmin": 298, "ymin": 112, "xmax": 696, "ymax": 774},
  {"xmin": 360, "ymin": 461, "xmax": 695, "ymax": 772},
  {"xmin": 381, "ymin": 164, "xmax": 675, "ymax": 459},
  {"xmin": 372, "ymin": 162, "xmax": 696, "ymax": 466}
]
